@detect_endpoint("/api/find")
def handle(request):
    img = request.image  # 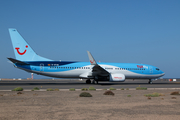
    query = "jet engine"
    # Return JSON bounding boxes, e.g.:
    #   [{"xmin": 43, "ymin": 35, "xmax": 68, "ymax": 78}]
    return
[{"xmin": 109, "ymin": 73, "xmax": 125, "ymax": 82}]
